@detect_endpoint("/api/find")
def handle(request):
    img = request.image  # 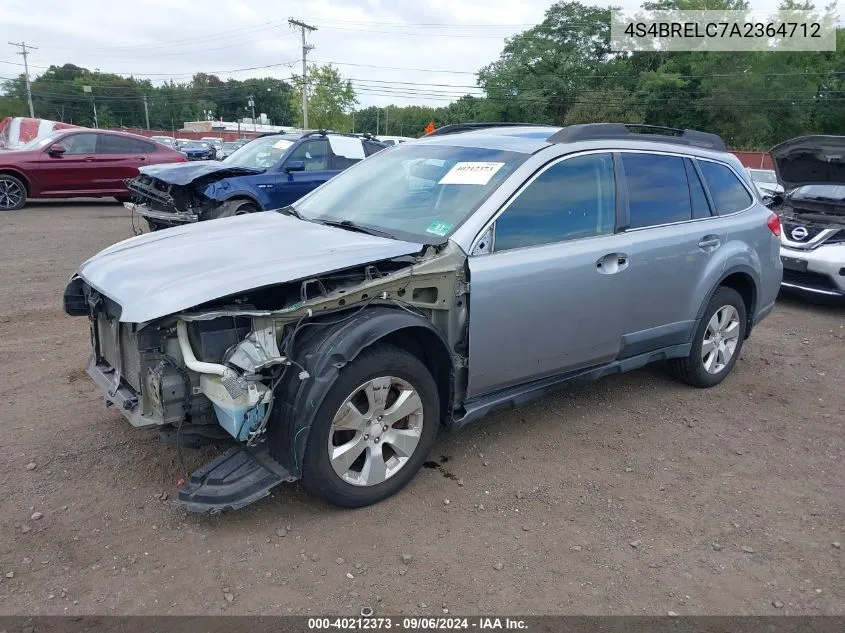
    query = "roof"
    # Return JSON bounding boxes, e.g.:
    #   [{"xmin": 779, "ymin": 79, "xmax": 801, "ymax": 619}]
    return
[
  {"xmin": 416, "ymin": 123, "xmax": 728, "ymax": 155},
  {"xmin": 415, "ymin": 126, "xmax": 558, "ymax": 154}
]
